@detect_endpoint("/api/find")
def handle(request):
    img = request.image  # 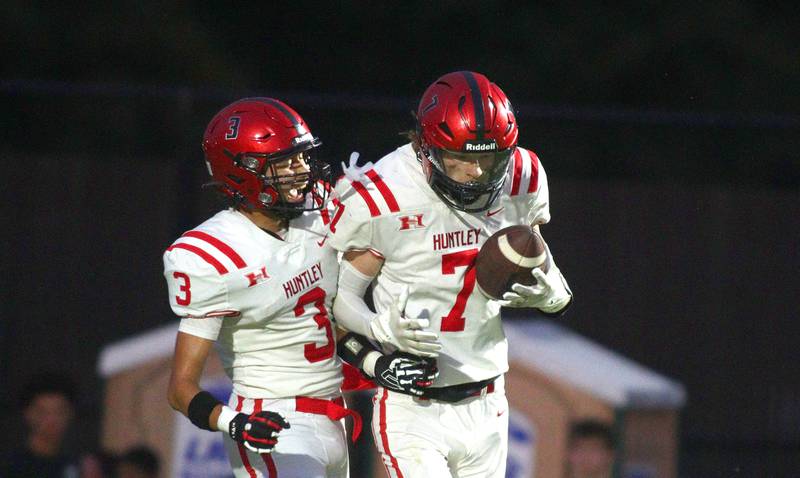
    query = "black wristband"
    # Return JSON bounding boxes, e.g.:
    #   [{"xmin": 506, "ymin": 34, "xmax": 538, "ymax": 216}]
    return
[
  {"xmin": 337, "ymin": 332, "xmax": 377, "ymax": 369},
  {"xmin": 187, "ymin": 391, "xmax": 221, "ymax": 431}
]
